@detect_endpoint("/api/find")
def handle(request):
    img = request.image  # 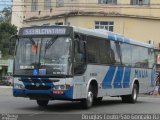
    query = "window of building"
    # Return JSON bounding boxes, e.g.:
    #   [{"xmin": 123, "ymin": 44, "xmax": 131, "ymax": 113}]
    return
[
  {"xmin": 56, "ymin": 0, "xmax": 64, "ymax": 7},
  {"xmin": 44, "ymin": 0, "xmax": 51, "ymax": 10},
  {"xmin": 98, "ymin": 0, "xmax": 117, "ymax": 4},
  {"xmin": 95, "ymin": 21, "xmax": 114, "ymax": 32},
  {"xmin": 130, "ymin": 0, "xmax": 150, "ymax": 5},
  {"xmin": 55, "ymin": 22, "xmax": 63, "ymax": 25},
  {"xmin": 31, "ymin": 0, "xmax": 38, "ymax": 12},
  {"xmin": 42, "ymin": 23, "xmax": 50, "ymax": 26}
]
